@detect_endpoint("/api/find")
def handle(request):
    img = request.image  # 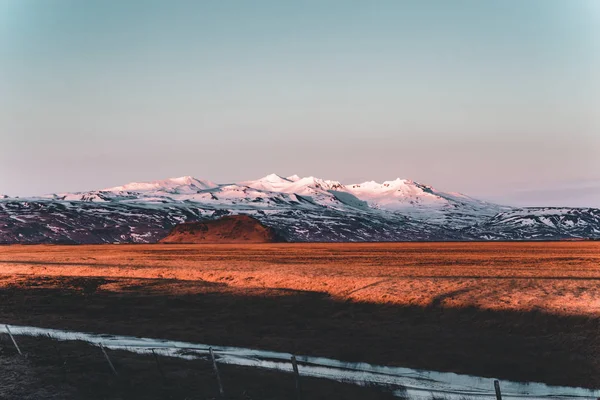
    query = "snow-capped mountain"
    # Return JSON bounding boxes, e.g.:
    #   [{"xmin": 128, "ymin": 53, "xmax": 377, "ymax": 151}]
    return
[
  {"xmin": 345, "ymin": 179, "xmax": 504, "ymax": 227},
  {"xmin": 105, "ymin": 176, "xmax": 218, "ymax": 193},
  {"xmin": 470, "ymin": 207, "xmax": 600, "ymax": 240},
  {"xmin": 1, "ymin": 174, "xmax": 599, "ymax": 243},
  {"xmin": 42, "ymin": 174, "xmax": 499, "ymax": 222}
]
